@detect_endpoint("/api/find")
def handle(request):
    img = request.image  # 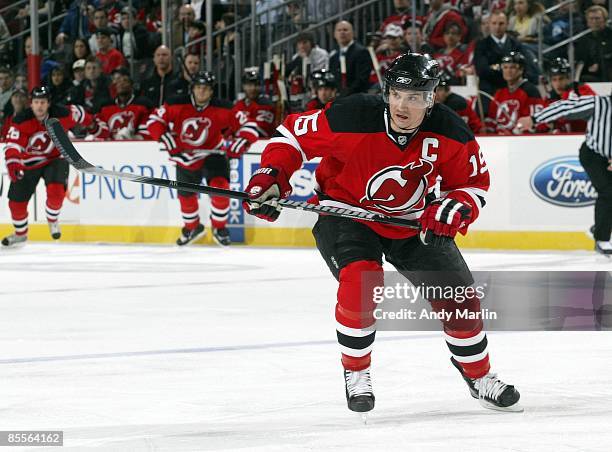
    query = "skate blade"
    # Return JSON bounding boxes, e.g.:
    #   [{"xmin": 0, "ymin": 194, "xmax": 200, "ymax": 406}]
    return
[
  {"xmin": 177, "ymin": 229, "xmax": 206, "ymax": 246},
  {"xmin": 1, "ymin": 241, "xmax": 27, "ymax": 250},
  {"xmin": 356, "ymin": 412, "xmax": 370, "ymax": 424},
  {"xmin": 479, "ymin": 399, "xmax": 524, "ymax": 412}
]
